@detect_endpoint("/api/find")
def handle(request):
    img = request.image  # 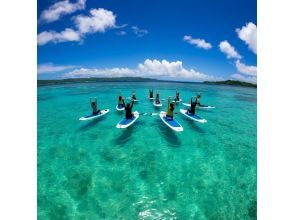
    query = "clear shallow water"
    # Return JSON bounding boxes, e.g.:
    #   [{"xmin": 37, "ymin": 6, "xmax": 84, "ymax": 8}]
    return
[{"xmin": 38, "ymin": 82, "xmax": 256, "ymax": 219}]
